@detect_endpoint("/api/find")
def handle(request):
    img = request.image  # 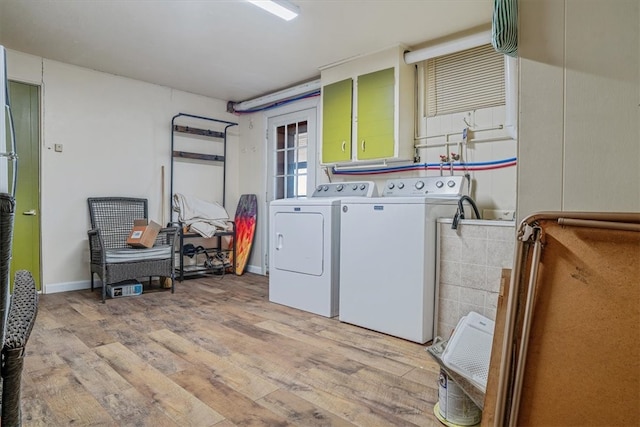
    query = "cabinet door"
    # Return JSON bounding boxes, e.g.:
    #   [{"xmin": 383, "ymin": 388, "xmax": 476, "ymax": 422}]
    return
[
  {"xmin": 357, "ymin": 68, "xmax": 395, "ymax": 160},
  {"xmin": 322, "ymin": 79, "xmax": 352, "ymax": 163}
]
